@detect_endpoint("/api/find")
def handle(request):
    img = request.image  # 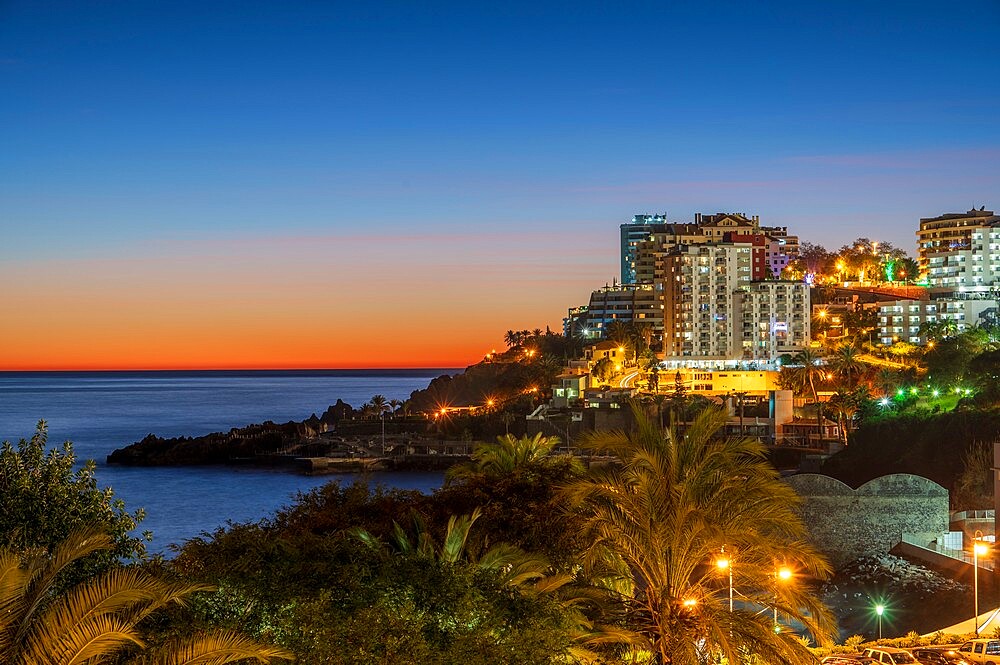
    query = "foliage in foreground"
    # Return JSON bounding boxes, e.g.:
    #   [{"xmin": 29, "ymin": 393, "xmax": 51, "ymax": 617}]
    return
[
  {"xmin": 563, "ymin": 406, "xmax": 837, "ymax": 665},
  {"xmin": 0, "ymin": 420, "xmax": 149, "ymax": 583},
  {"xmin": 0, "ymin": 529, "xmax": 291, "ymax": 665}
]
